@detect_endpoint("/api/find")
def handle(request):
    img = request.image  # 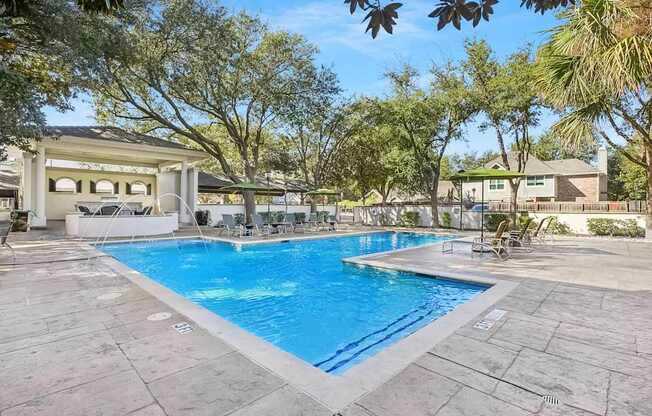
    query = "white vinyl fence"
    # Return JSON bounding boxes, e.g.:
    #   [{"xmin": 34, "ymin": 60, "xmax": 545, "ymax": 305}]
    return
[
  {"xmin": 197, "ymin": 203, "xmax": 338, "ymax": 226},
  {"xmin": 353, "ymin": 205, "xmax": 646, "ymax": 235}
]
